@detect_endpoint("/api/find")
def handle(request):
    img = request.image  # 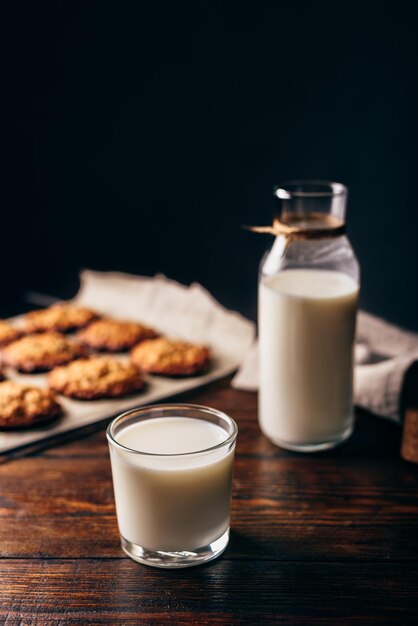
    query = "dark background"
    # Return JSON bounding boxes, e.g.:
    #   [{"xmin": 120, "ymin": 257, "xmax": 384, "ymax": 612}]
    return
[{"xmin": 3, "ymin": 1, "xmax": 418, "ymax": 328}]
